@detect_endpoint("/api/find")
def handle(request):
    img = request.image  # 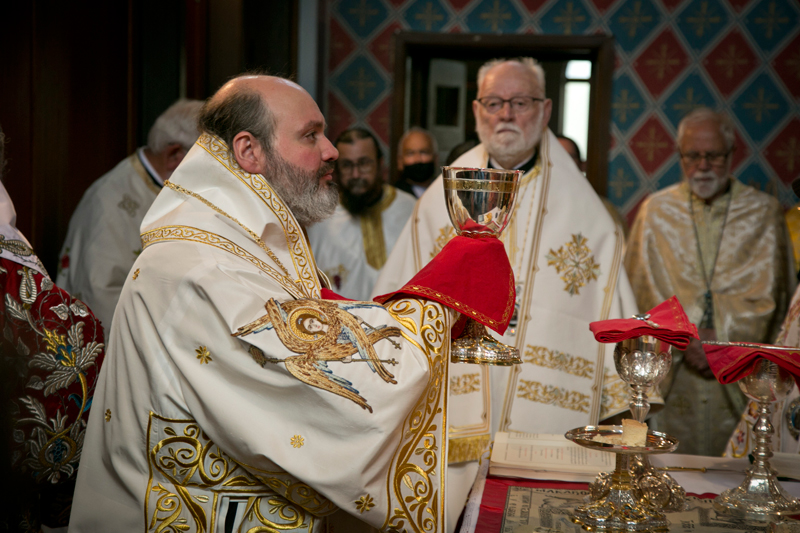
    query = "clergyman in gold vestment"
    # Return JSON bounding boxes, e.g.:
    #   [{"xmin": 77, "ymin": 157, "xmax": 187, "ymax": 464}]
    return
[{"xmin": 625, "ymin": 108, "xmax": 793, "ymax": 456}]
